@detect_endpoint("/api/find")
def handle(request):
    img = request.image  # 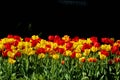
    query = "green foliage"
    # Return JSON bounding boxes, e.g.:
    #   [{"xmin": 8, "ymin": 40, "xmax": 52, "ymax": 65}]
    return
[{"xmin": 0, "ymin": 54, "xmax": 120, "ymax": 80}]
